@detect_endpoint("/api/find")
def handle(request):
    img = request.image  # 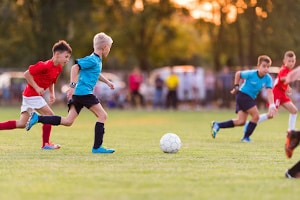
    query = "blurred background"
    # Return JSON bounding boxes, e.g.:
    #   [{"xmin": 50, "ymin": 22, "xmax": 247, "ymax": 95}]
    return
[{"xmin": 1, "ymin": 0, "xmax": 300, "ymax": 109}]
